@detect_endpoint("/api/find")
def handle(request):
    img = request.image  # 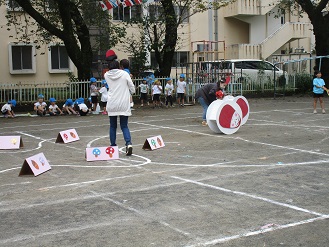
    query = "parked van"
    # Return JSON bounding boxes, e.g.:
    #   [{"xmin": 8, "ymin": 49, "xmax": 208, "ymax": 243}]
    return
[{"xmin": 198, "ymin": 59, "xmax": 287, "ymax": 85}]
